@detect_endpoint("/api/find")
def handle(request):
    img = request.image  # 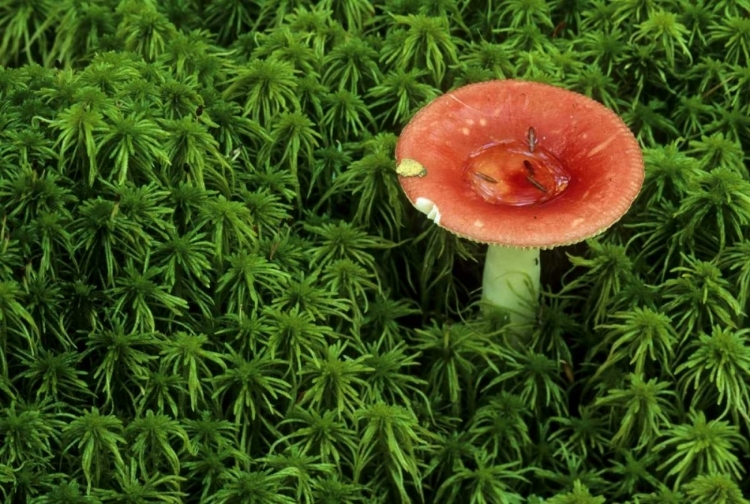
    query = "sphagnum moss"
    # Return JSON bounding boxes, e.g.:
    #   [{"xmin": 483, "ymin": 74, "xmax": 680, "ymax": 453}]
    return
[{"xmin": 1, "ymin": 0, "xmax": 750, "ymax": 502}]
